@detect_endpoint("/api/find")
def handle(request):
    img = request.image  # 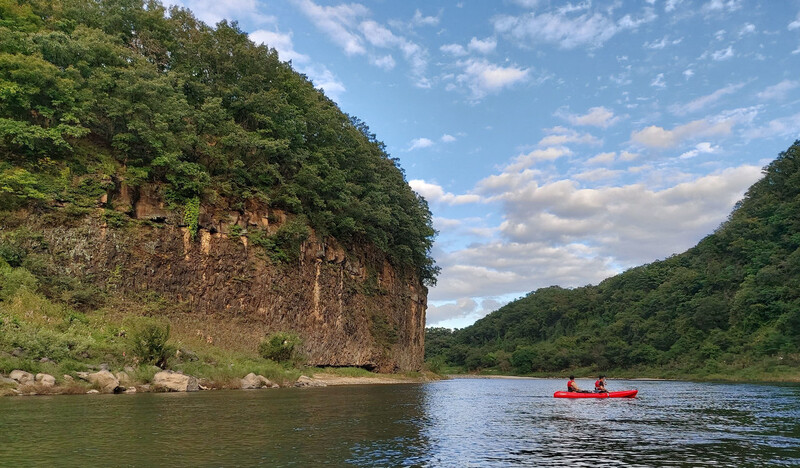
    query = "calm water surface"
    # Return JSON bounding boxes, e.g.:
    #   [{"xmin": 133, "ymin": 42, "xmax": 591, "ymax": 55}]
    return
[{"xmin": 0, "ymin": 378, "xmax": 798, "ymax": 467}]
